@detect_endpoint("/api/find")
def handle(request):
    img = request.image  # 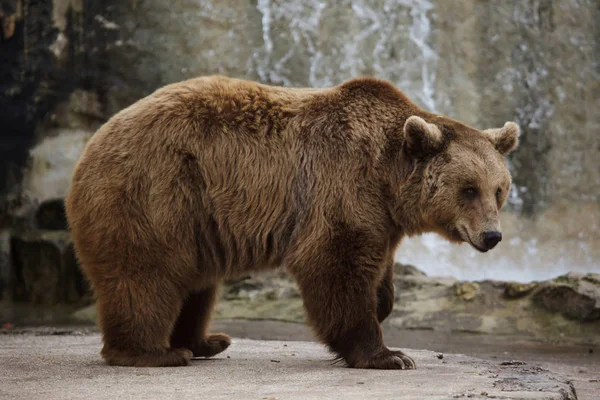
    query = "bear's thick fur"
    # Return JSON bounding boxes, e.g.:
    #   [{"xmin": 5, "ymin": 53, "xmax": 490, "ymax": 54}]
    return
[{"xmin": 66, "ymin": 76, "xmax": 519, "ymax": 368}]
